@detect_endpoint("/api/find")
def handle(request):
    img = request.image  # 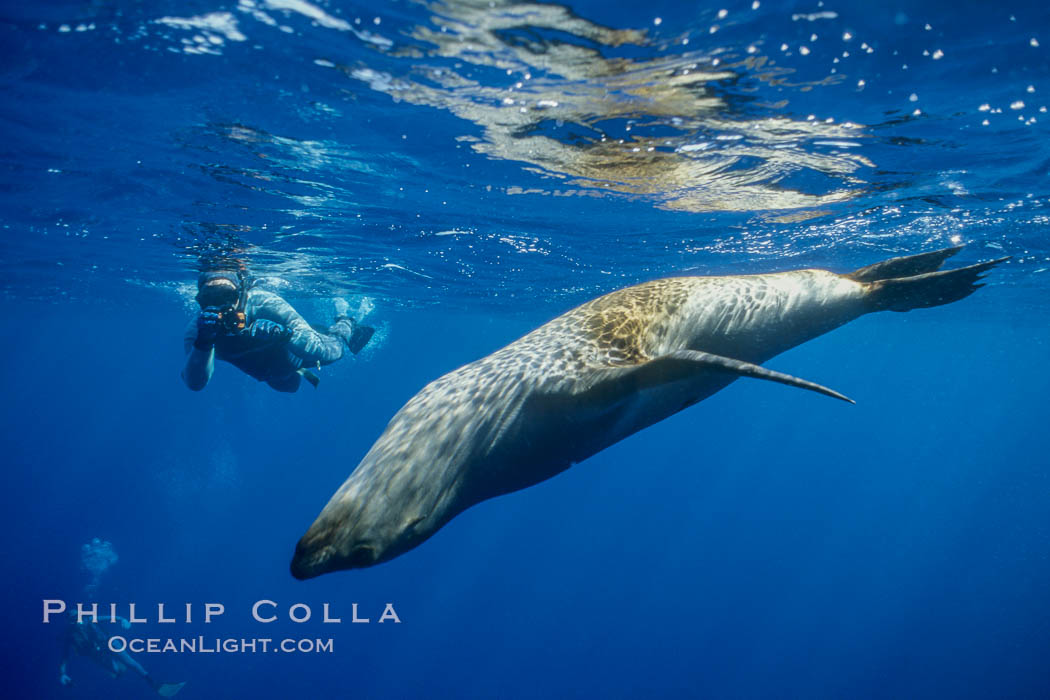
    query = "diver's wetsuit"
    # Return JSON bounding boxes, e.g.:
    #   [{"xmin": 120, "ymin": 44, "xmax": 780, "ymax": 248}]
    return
[{"xmin": 183, "ymin": 287, "xmax": 359, "ymax": 392}]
